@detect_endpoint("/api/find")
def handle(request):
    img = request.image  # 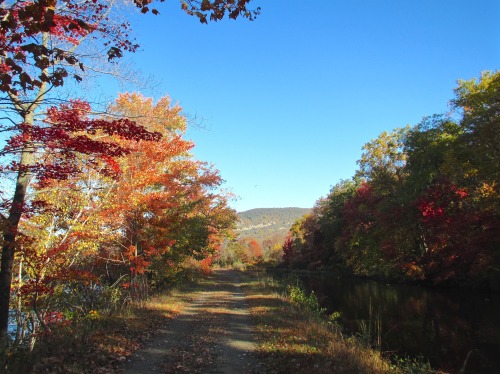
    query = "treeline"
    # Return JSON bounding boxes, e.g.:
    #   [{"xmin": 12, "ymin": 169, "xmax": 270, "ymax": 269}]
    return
[
  {"xmin": 217, "ymin": 235, "xmax": 284, "ymax": 268},
  {"xmin": 283, "ymin": 71, "xmax": 500, "ymax": 290}
]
